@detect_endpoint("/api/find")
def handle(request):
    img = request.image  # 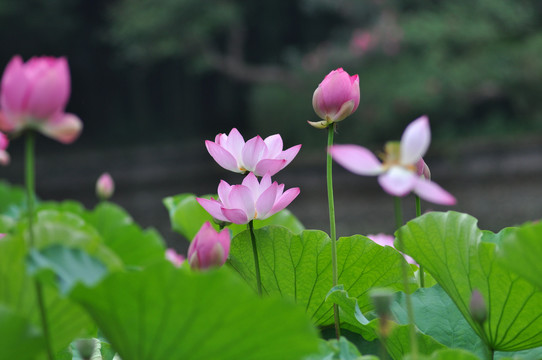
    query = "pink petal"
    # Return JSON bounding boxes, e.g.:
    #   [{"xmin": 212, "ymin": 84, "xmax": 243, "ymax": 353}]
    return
[
  {"xmin": 205, "ymin": 140, "xmax": 241, "ymax": 173},
  {"xmin": 263, "ymin": 134, "xmax": 283, "ymax": 158},
  {"xmin": 400, "ymin": 116, "xmax": 430, "ymax": 165},
  {"xmin": 279, "ymin": 144, "xmax": 301, "ymax": 166},
  {"xmin": 228, "ymin": 185, "xmax": 255, "ymax": 219},
  {"xmin": 254, "ymin": 159, "xmax": 286, "ymax": 177},
  {"xmin": 222, "ymin": 208, "xmax": 250, "ymax": 224},
  {"xmin": 259, "ymin": 173, "xmax": 272, "ymax": 193},
  {"xmin": 413, "ymin": 178, "xmax": 456, "ymax": 206},
  {"xmin": 217, "ymin": 228, "xmax": 231, "ymax": 262},
  {"xmin": 196, "ymin": 197, "xmax": 229, "ymax": 222},
  {"xmin": 225, "ymin": 128, "xmax": 245, "ymax": 161},
  {"xmin": 255, "ymin": 182, "xmax": 278, "ymax": 219},
  {"xmin": 269, "ymin": 187, "xmax": 300, "ymax": 217},
  {"xmin": 0, "ymin": 150, "xmax": 9, "ymax": 166},
  {"xmin": 242, "ymin": 136, "xmax": 266, "ymax": 171},
  {"xmin": 217, "ymin": 180, "xmax": 232, "ymax": 206},
  {"xmin": 39, "ymin": 113, "xmax": 82, "ymax": 144},
  {"xmin": 1, "ymin": 56, "xmax": 29, "ymax": 113},
  {"xmin": 329, "ymin": 144, "xmax": 383, "ymax": 176},
  {"xmin": 241, "ymin": 172, "xmax": 260, "ymax": 196},
  {"xmin": 377, "ymin": 166, "xmax": 417, "ymax": 197}
]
